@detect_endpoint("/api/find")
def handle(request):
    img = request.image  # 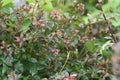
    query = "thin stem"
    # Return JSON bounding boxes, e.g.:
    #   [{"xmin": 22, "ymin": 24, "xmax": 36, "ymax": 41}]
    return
[
  {"xmin": 59, "ymin": 51, "xmax": 70, "ymax": 73},
  {"xmin": 102, "ymin": 13, "xmax": 117, "ymax": 43},
  {"xmin": 99, "ymin": 3, "xmax": 117, "ymax": 43}
]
